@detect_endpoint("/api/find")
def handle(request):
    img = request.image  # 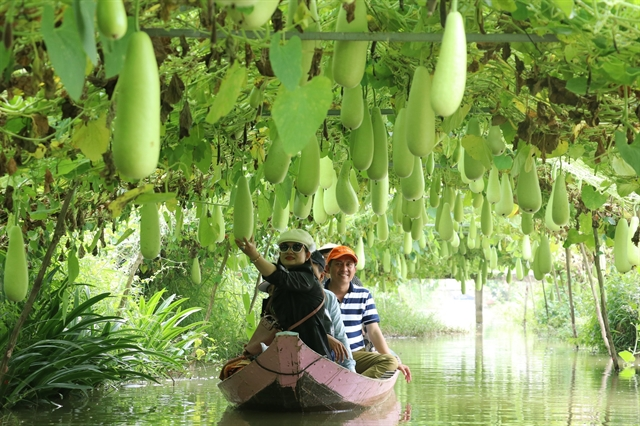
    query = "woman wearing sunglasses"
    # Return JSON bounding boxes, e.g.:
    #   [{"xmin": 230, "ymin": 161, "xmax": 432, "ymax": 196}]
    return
[{"xmin": 236, "ymin": 229, "xmax": 332, "ymax": 360}]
